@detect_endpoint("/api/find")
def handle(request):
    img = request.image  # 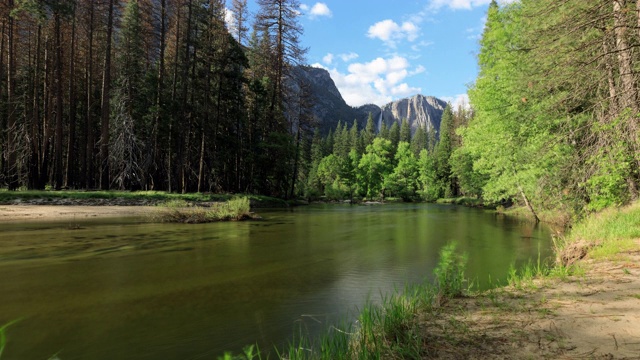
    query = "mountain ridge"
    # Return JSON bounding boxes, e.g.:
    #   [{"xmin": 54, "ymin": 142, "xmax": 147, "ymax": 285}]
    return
[{"xmin": 292, "ymin": 66, "xmax": 447, "ymax": 136}]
